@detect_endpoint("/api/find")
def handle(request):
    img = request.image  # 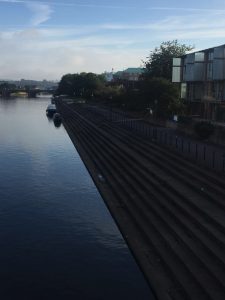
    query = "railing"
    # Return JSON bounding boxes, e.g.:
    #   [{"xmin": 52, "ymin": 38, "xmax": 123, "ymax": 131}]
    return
[{"xmin": 87, "ymin": 105, "xmax": 225, "ymax": 173}]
